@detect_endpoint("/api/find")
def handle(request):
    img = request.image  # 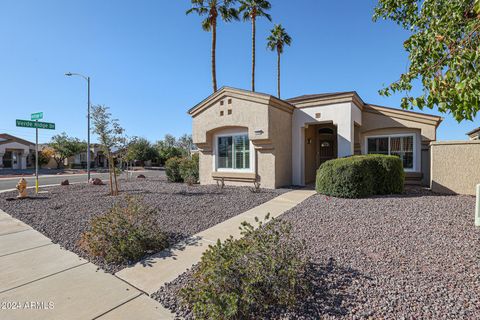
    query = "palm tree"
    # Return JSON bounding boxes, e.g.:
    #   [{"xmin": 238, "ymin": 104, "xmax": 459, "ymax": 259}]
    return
[
  {"xmin": 239, "ymin": 0, "xmax": 272, "ymax": 92},
  {"xmin": 187, "ymin": 0, "xmax": 239, "ymax": 93},
  {"xmin": 267, "ymin": 24, "xmax": 291, "ymax": 99}
]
